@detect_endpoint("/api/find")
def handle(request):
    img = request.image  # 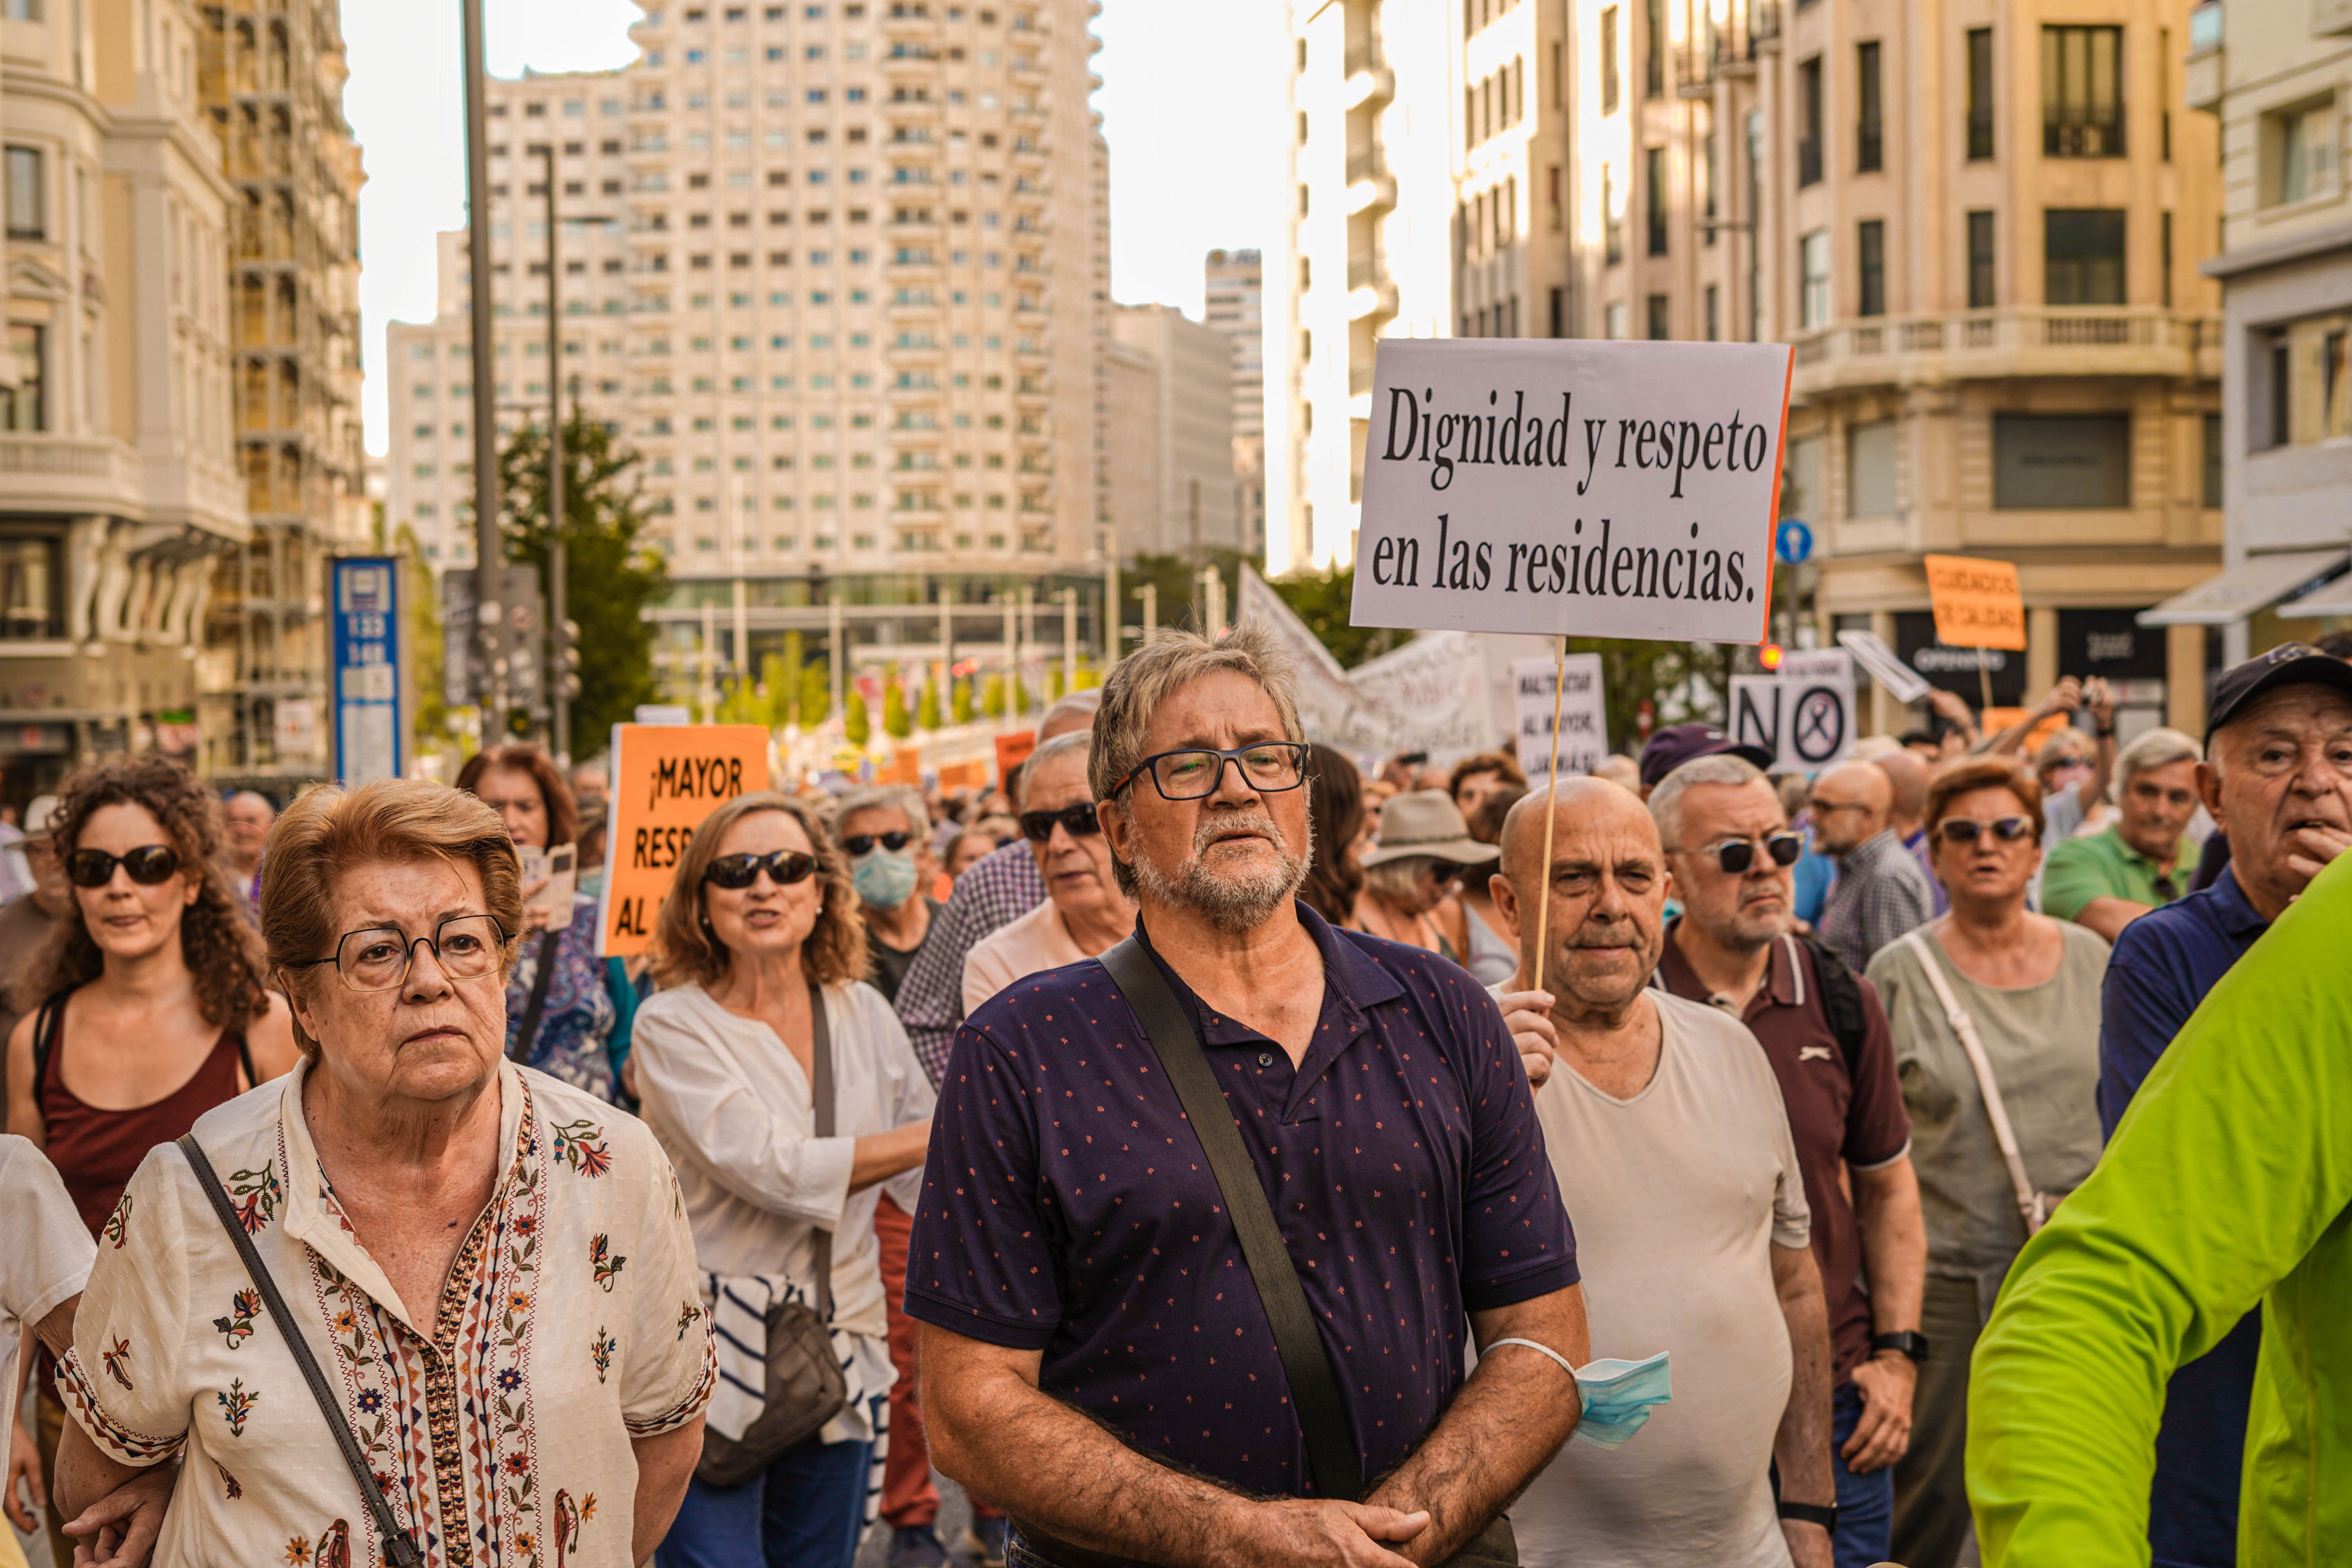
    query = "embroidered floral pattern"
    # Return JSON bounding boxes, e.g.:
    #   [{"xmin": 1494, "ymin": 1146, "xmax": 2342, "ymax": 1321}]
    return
[
  {"xmin": 547, "ymin": 1118, "xmax": 612, "ymax": 1178},
  {"xmin": 552, "ymin": 1490, "xmax": 594, "ymax": 1568},
  {"xmin": 283, "ymin": 1535, "xmax": 310, "ymax": 1565},
  {"xmin": 216, "ymin": 1461, "xmax": 242, "ymax": 1500},
  {"xmin": 589, "ymin": 1233, "xmax": 626, "ymax": 1292},
  {"xmin": 218, "ymin": 1378, "xmax": 258, "ymax": 1437},
  {"xmin": 590, "ymin": 1328, "xmax": 615, "ymax": 1385},
  {"xmin": 675, "ymin": 1300, "xmax": 704, "ymax": 1342},
  {"xmin": 100, "ymin": 1336, "xmax": 132, "ymax": 1390},
  {"xmin": 214, "ymin": 1288, "xmax": 262, "ymax": 1349},
  {"xmin": 102, "ymin": 1192, "xmax": 132, "ymax": 1249},
  {"xmin": 227, "ymin": 1164, "xmax": 282, "ymax": 1234}
]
